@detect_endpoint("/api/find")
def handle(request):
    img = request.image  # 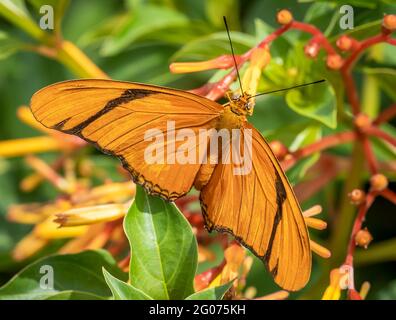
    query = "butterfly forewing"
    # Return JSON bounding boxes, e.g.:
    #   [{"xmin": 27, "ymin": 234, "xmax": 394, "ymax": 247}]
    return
[{"xmin": 30, "ymin": 79, "xmax": 223, "ymax": 200}]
